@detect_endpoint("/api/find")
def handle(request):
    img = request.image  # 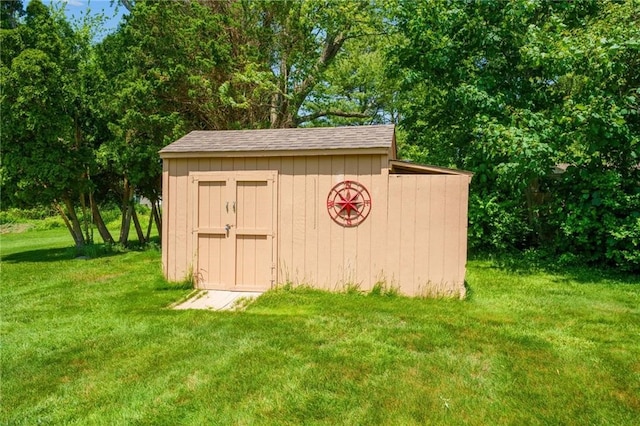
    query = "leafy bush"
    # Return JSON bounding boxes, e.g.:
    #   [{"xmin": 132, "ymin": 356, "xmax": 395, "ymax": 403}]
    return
[
  {"xmin": 467, "ymin": 193, "xmax": 533, "ymax": 252},
  {"xmin": 0, "ymin": 207, "xmax": 57, "ymax": 224},
  {"xmin": 552, "ymin": 168, "xmax": 640, "ymax": 272}
]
